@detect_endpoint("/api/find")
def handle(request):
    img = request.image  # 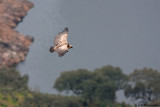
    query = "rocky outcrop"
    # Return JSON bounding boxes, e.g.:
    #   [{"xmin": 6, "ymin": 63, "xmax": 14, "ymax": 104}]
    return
[{"xmin": 0, "ymin": 0, "xmax": 33, "ymax": 67}]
